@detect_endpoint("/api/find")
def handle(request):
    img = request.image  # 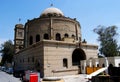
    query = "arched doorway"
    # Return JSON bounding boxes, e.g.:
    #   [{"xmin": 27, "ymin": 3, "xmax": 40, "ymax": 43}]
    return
[{"xmin": 72, "ymin": 48, "xmax": 86, "ymax": 66}]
